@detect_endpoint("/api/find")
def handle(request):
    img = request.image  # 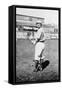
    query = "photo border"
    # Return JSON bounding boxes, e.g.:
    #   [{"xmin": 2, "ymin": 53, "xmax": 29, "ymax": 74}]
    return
[{"xmin": 13, "ymin": 5, "xmax": 61, "ymax": 85}]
